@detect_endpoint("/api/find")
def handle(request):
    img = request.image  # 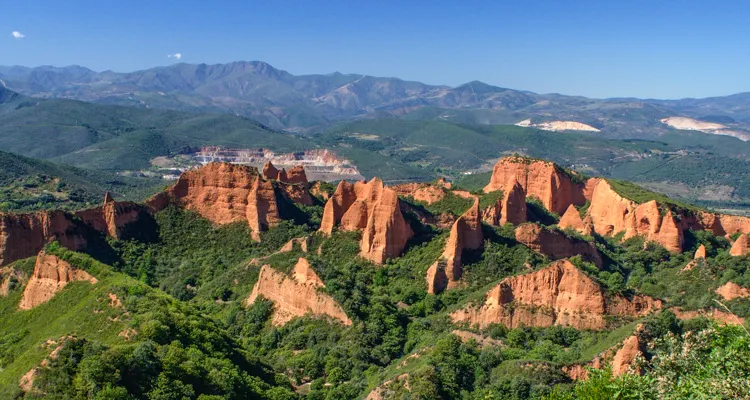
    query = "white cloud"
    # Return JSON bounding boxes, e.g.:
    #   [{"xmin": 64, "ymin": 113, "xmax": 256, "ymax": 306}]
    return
[
  {"xmin": 167, "ymin": 53, "xmax": 182, "ymax": 60},
  {"xmin": 11, "ymin": 31, "xmax": 25, "ymax": 39}
]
